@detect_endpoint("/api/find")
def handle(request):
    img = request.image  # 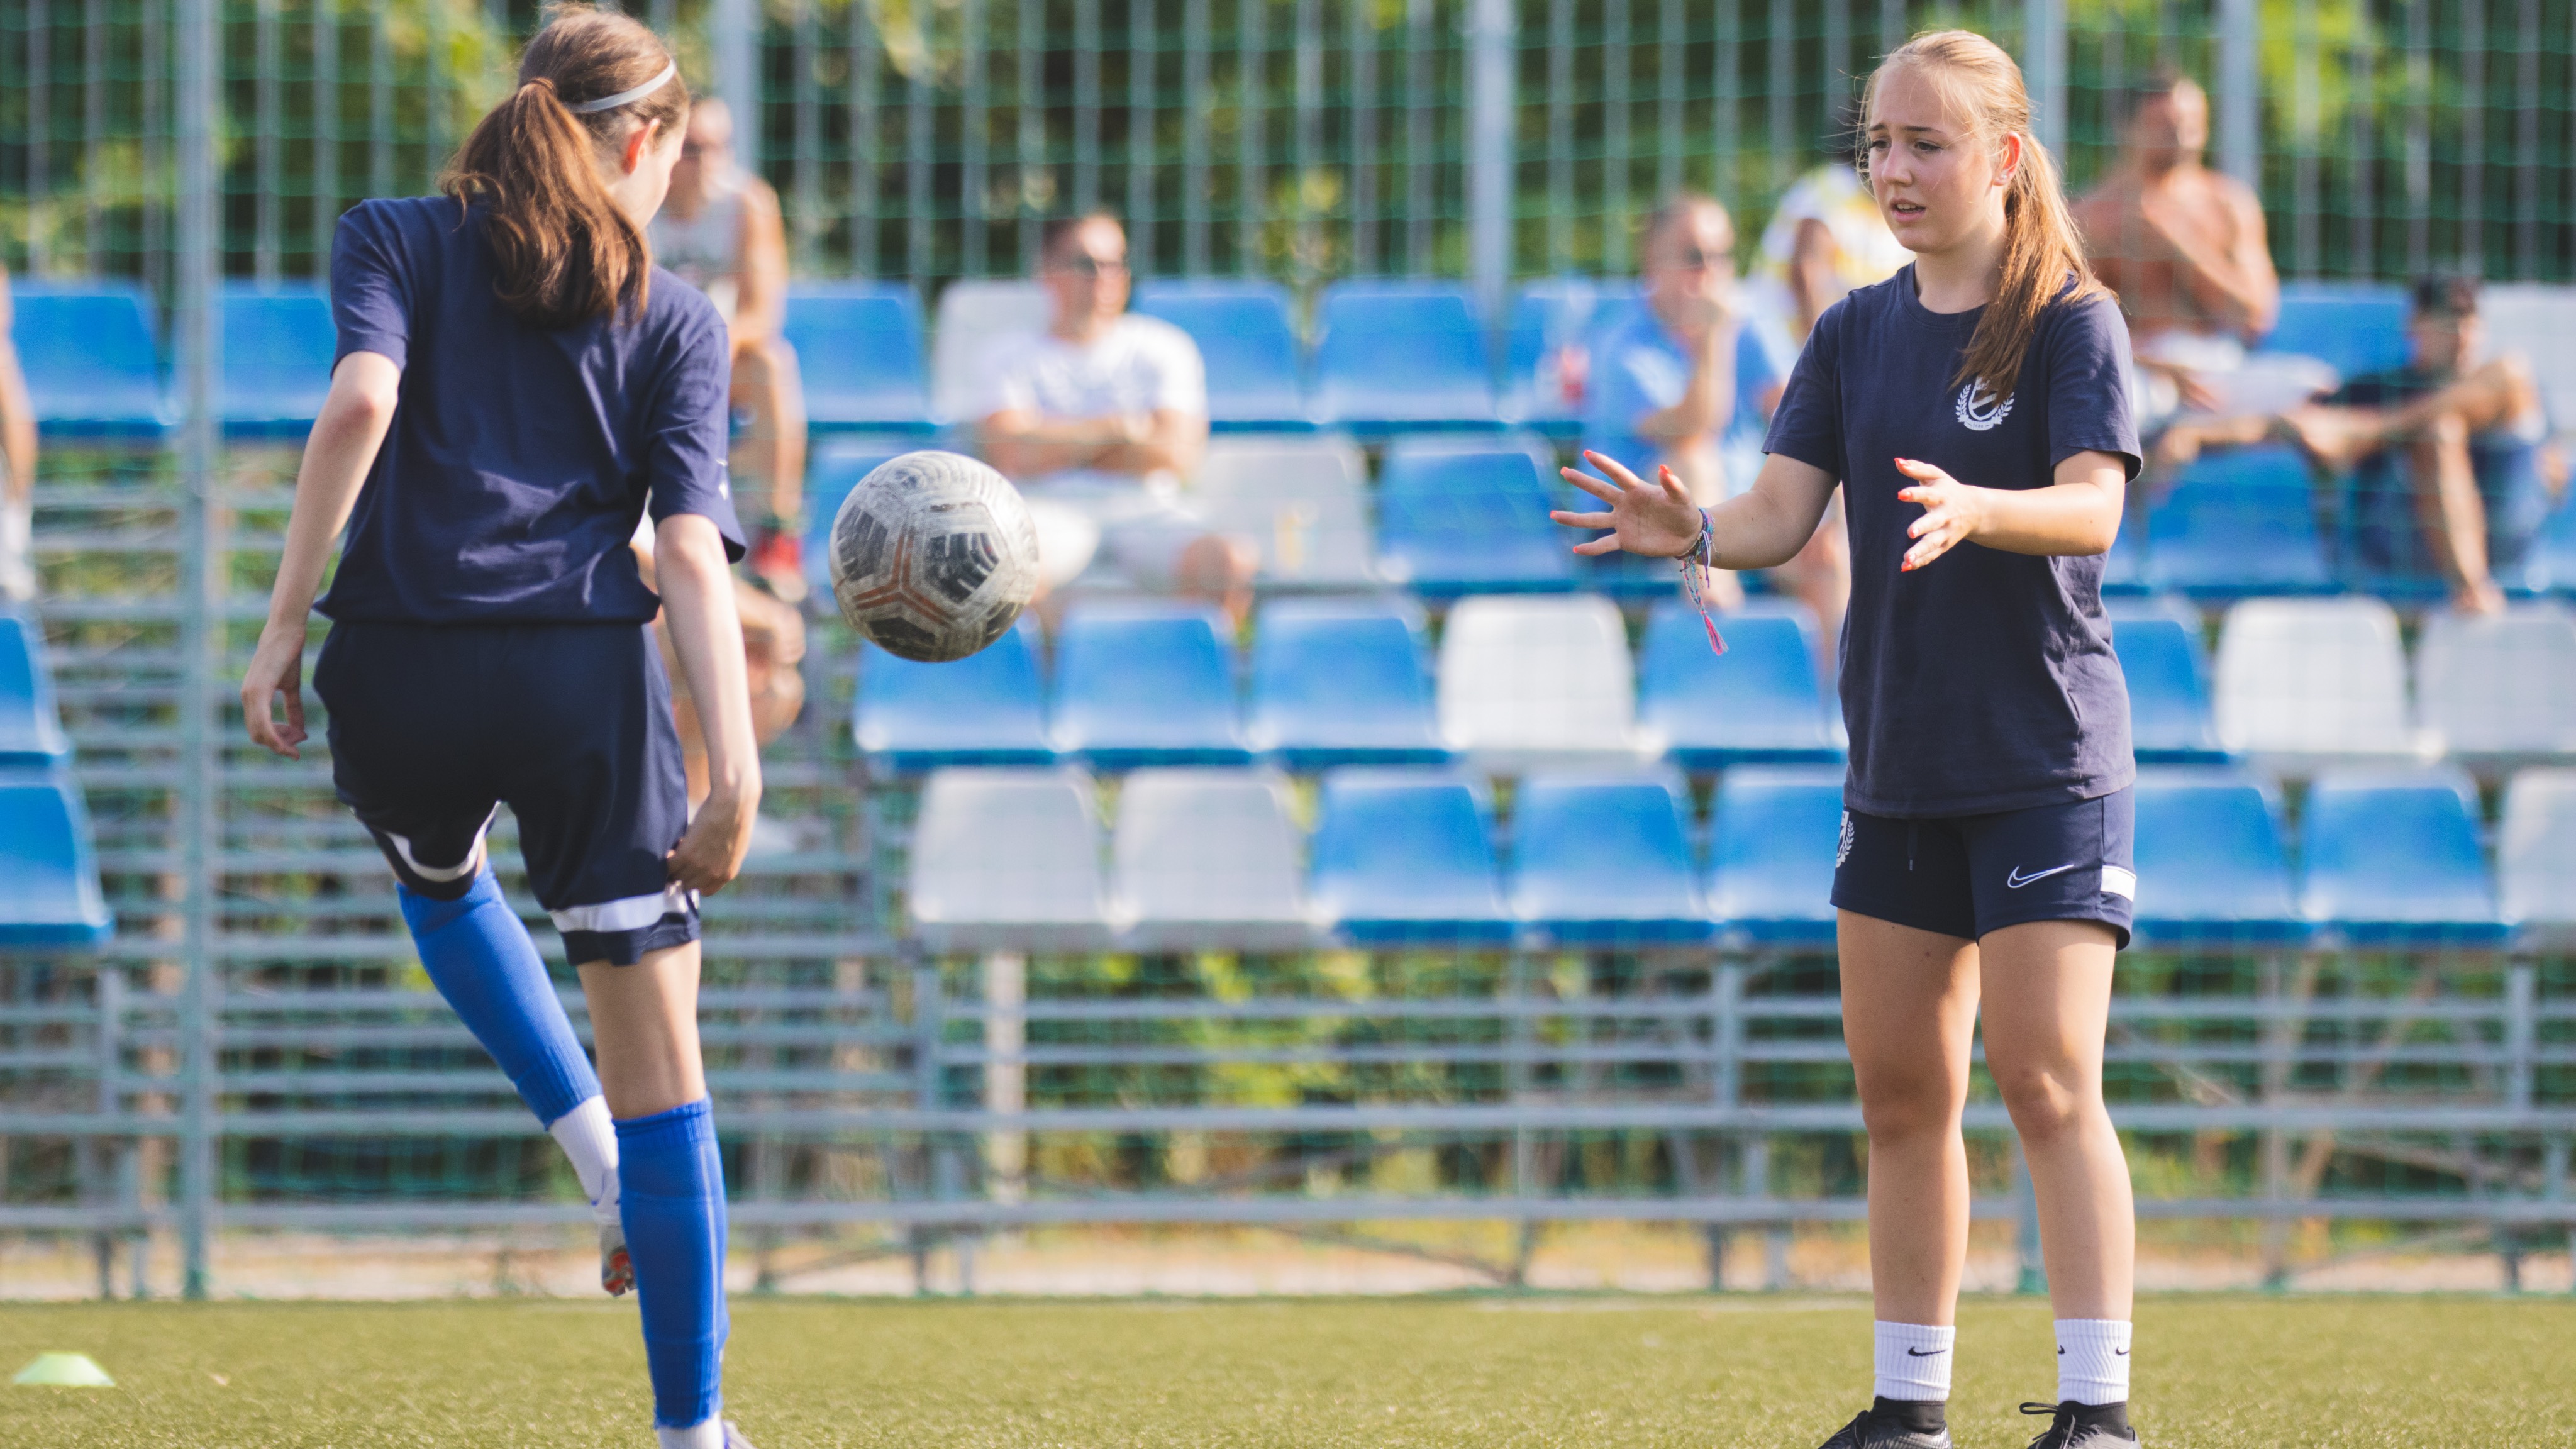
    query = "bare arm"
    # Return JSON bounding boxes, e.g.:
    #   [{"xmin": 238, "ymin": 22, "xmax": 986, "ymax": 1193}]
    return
[
  {"xmin": 655, "ymin": 512, "xmax": 761, "ymax": 894},
  {"xmin": 2144, "ymin": 183, "xmax": 2279, "ymax": 340},
  {"xmin": 241, "ymin": 352, "xmax": 403, "ymax": 758},
  {"xmin": 726, "ymin": 178, "xmax": 790, "ymax": 349},
  {"xmin": 1550, "ymin": 447, "xmax": 1838, "ymax": 570},
  {"xmin": 1893, "ymin": 450, "xmax": 2129, "ymax": 570},
  {"xmin": 0, "ymin": 278, "xmax": 35, "ymax": 509},
  {"xmin": 982, "ymin": 406, "xmax": 1208, "ymax": 479},
  {"xmin": 1635, "ymin": 314, "xmax": 1736, "ymax": 445},
  {"xmin": 1093, "ymin": 407, "xmax": 1208, "ymax": 477}
]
